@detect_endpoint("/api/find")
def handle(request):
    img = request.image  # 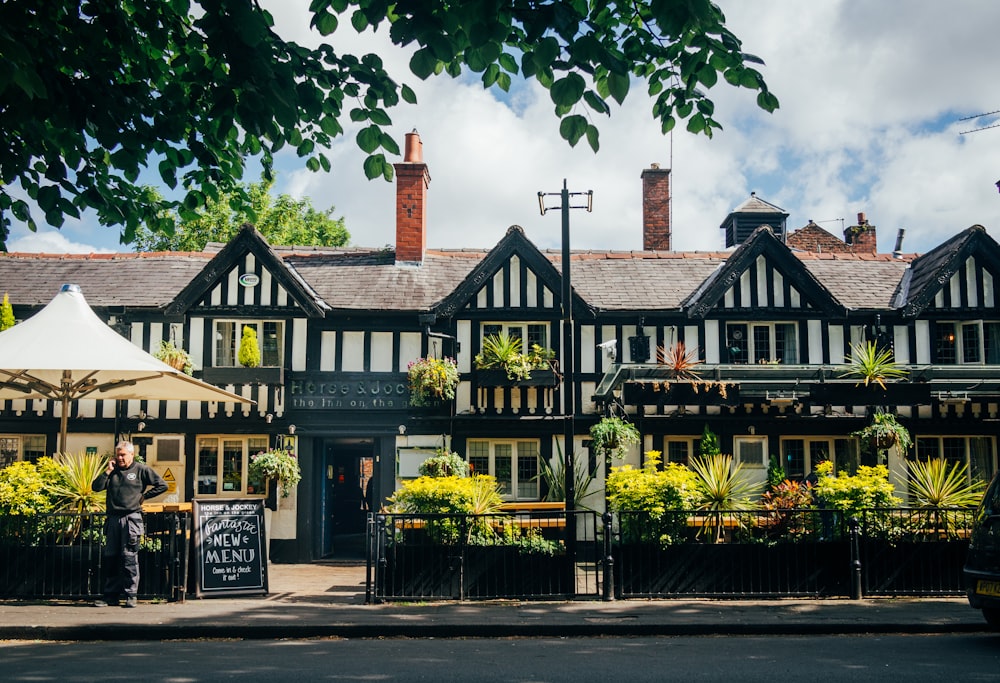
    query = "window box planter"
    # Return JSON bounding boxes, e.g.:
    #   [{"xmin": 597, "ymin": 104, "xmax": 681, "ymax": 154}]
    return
[
  {"xmin": 201, "ymin": 366, "xmax": 284, "ymax": 386},
  {"xmin": 475, "ymin": 368, "xmax": 560, "ymax": 387},
  {"xmin": 623, "ymin": 380, "xmax": 740, "ymax": 406}
]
